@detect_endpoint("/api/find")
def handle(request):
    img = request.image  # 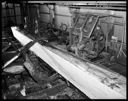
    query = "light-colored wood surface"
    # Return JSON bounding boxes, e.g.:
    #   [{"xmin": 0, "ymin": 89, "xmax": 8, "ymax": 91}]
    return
[{"xmin": 11, "ymin": 27, "xmax": 126, "ymax": 99}]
